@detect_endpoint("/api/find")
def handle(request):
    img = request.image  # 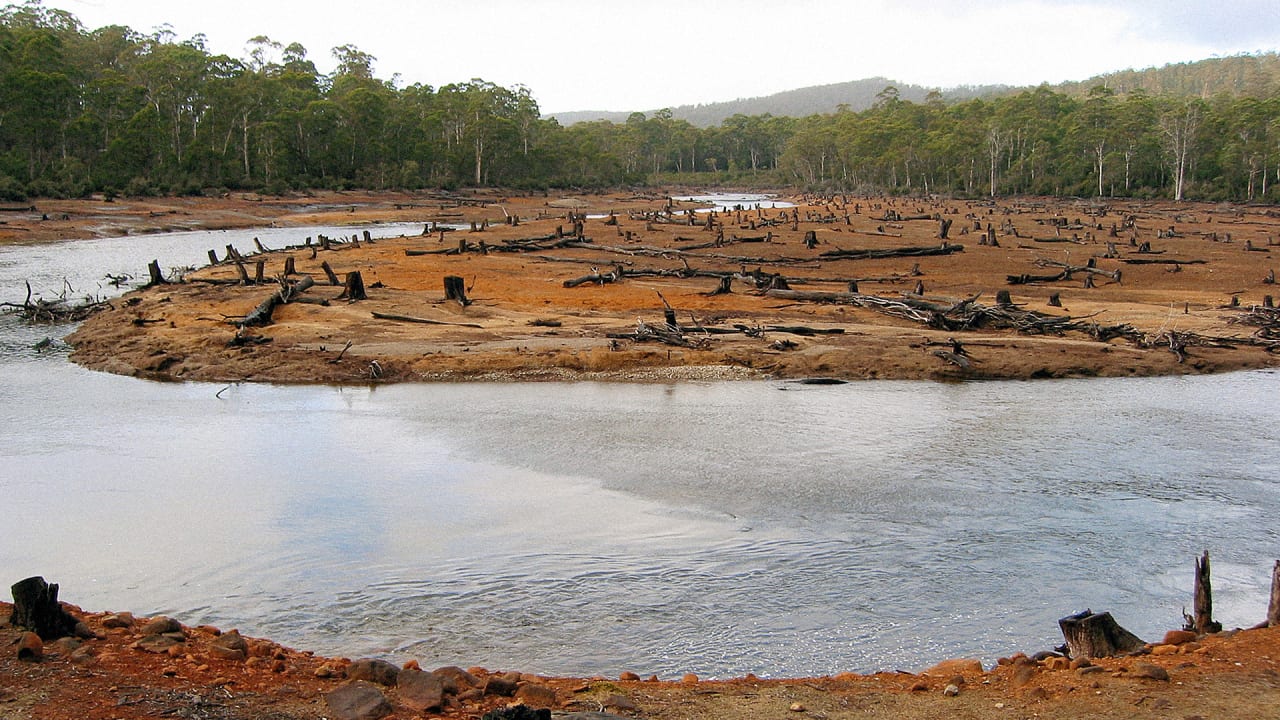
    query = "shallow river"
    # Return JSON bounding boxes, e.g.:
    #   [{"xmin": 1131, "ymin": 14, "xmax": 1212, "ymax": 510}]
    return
[{"xmin": 2, "ymin": 209, "xmax": 1279, "ymax": 679}]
